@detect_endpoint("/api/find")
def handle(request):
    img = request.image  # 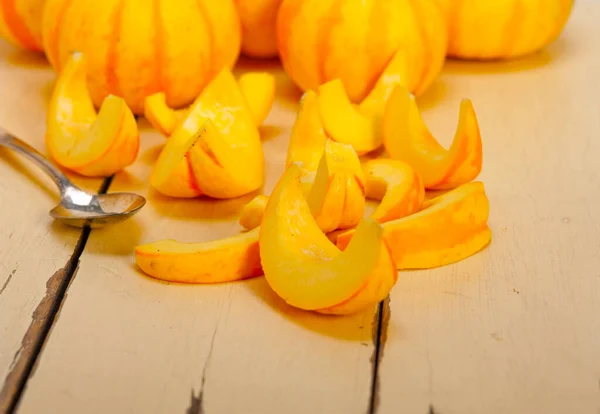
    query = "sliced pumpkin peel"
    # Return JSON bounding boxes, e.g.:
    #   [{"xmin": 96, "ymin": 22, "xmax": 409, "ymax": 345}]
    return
[
  {"xmin": 241, "ymin": 139, "xmax": 366, "ymax": 234},
  {"xmin": 238, "ymin": 72, "xmax": 277, "ymax": 127},
  {"xmin": 240, "ymin": 194, "xmax": 269, "ymax": 231},
  {"xmin": 363, "ymin": 159, "xmax": 425, "ymax": 223},
  {"xmin": 260, "ymin": 164, "xmax": 397, "ymax": 314},
  {"xmin": 46, "ymin": 51, "xmax": 139, "ymax": 177},
  {"xmin": 383, "ymin": 85, "xmax": 483, "ymax": 190},
  {"xmin": 135, "ymin": 228, "xmax": 262, "ymax": 284},
  {"xmin": 150, "ymin": 69, "xmax": 264, "ymax": 200},
  {"xmin": 144, "ymin": 71, "xmax": 276, "ymax": 137},
  {"xmin": 318, "ymin": 51, "xmax": 408, "ymax": 155},
  {"xmin": 306, "ymin": 139, "xmax": 366, "ymax": 233},
  {"xmin": 336, "ymin": 181, "xmax": 492, "ymax": 269}
]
